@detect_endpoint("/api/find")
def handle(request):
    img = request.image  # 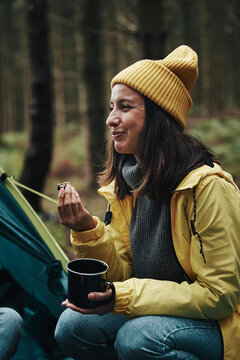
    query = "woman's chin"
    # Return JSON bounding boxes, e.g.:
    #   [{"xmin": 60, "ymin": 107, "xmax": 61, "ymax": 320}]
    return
[
  {"xmin": 114, "ymin": 144, "xmax": 125, "ymax": 154},
  {"xmin": 114, "ymin": 143, "xmax": 133, "ymax": 155}
]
